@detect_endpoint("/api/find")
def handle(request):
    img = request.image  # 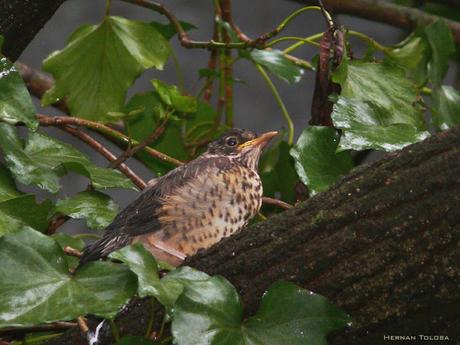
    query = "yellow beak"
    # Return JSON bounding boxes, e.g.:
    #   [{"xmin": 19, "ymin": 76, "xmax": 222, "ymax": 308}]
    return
[{"xmin": 238, "ymin": 131, "xmax": 278, "ymax": 150}]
